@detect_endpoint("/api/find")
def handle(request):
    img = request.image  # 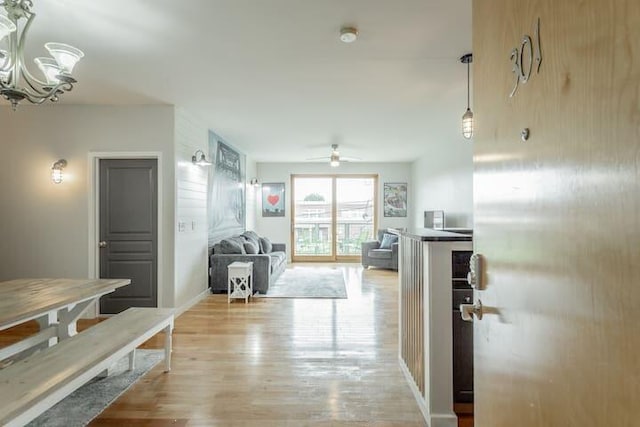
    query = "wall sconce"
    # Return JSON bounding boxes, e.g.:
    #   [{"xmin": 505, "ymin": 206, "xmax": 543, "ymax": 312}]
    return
[
  {"xmin": 51, "ymin": 159, "xmax": 67, "ymax": 184},
  {"xmin": 191, "ymin": 149, "xmax": 212, "ymax": 166},
  {"xmin": 249, "ymin": 178, "xmax": 259, "ymax": 187}
]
